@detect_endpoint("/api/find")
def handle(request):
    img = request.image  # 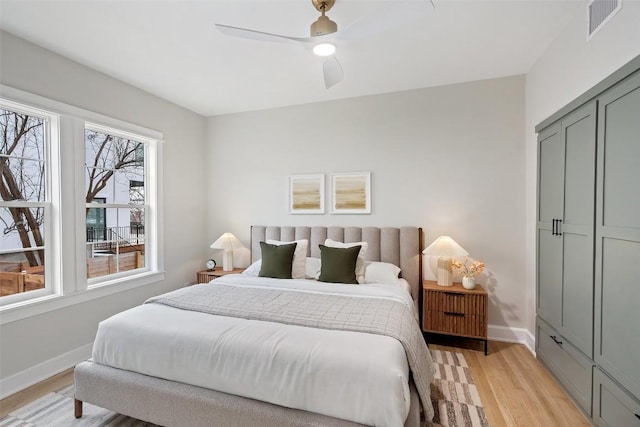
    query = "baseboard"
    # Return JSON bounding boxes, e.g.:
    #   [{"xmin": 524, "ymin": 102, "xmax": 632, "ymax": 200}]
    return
[
  {"xmin": 488, "ymin": 324, "xmax": 536, "ymax": 356},
  {"xmin": 0, "ymin": 342, "xmax": 92, "ymax": 399}
]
